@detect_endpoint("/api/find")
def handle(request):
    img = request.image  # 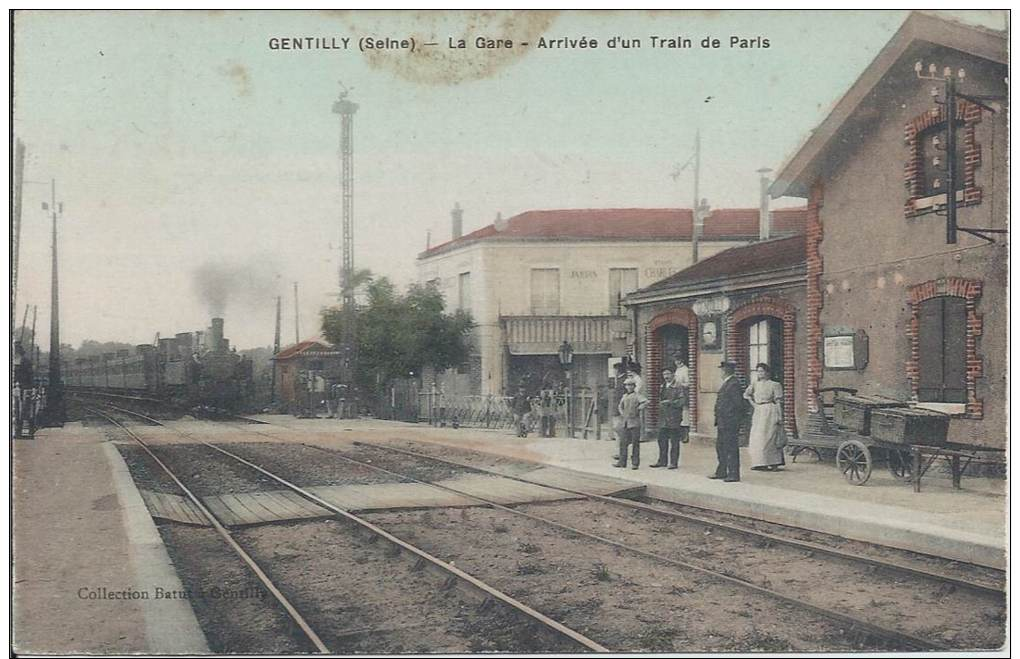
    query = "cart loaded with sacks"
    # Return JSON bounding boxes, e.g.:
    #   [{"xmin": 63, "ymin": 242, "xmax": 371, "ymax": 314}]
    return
[{"xmin": 789, "ymin": 388, "xmax": 1004, "ymax": 490}]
